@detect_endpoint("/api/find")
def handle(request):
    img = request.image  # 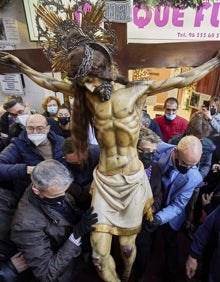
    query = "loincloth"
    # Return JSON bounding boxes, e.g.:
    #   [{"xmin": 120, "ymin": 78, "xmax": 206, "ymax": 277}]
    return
[{"xmin": 90, "ymin": 166, "xmax": 153, "ymax": 236}]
